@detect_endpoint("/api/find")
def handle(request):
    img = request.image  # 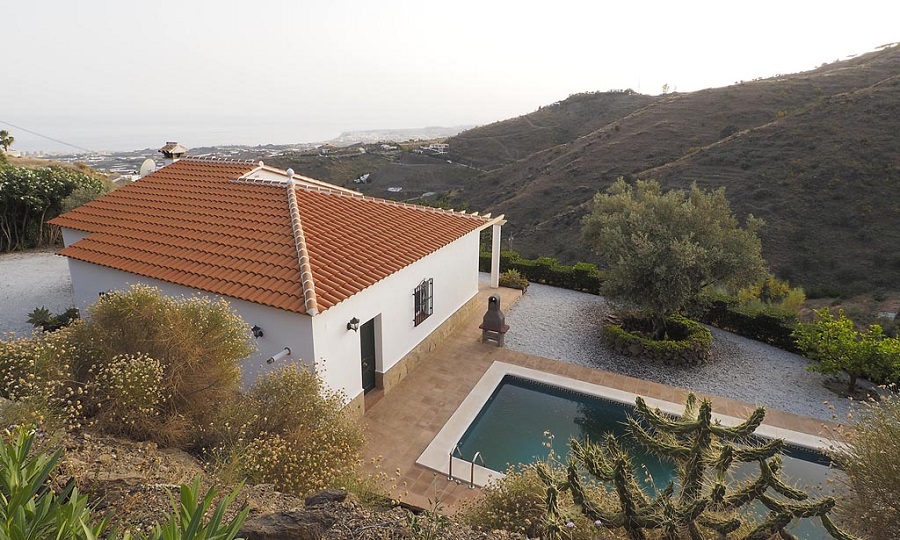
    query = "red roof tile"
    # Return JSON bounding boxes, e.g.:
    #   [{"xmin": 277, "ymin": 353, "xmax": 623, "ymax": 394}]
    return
[{"xmin": 51, "ymin": 158, "xmax": 492, "ymax": 314}]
